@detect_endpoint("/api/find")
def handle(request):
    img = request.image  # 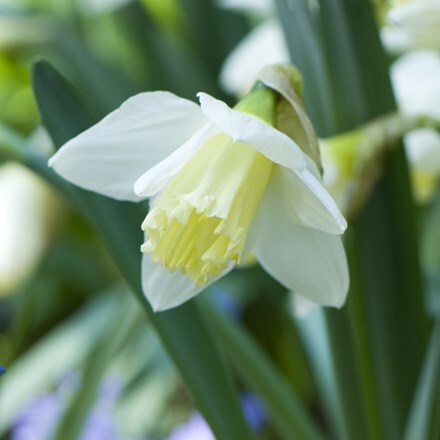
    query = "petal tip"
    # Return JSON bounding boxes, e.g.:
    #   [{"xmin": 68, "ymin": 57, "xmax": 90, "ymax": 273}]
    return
[
  {"xmin": 339, "ymin": 216, "xmax": 348, "ymax": 234},
  {"xmin": 196, "ymin": 91, "xmax": 207, "ymax": 103},
  {"xmin": 333, "ymin": 294, "xmax": 348, "ymax": 309},
  {"xmin": 133, "ymin": 178, "xmax": 143, "ymax": 197}
]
